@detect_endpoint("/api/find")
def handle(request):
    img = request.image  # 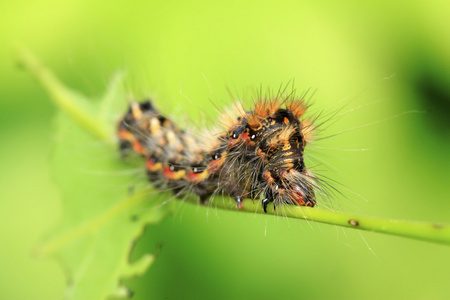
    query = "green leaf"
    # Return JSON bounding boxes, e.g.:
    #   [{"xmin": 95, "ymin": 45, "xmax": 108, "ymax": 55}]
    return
[
  {"xmin": 19, "ymin": 48, "xmax": 173, "ymax": 300},
  {"xmin": 46, "ymin": 112, "xmax": 171, "ymax": 300},
  {"xmin": 16, "ymin": 47, "xmax": 450, "ymax": 300}
]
